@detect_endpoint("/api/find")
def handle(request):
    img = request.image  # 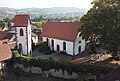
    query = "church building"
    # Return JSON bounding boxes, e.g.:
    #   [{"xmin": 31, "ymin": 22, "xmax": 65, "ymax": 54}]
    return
[
  {"xmin": 41, "ymin": 22, "xmax": 85, "ymax": 55},
  {"xmin": 14, "ymin": 14, "xmax": 32, "ymax": 55}
]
